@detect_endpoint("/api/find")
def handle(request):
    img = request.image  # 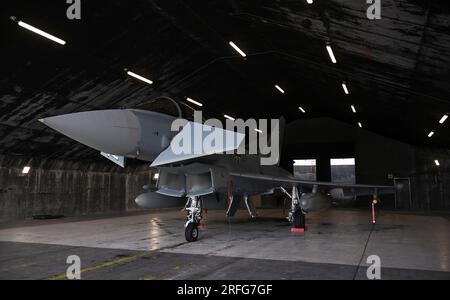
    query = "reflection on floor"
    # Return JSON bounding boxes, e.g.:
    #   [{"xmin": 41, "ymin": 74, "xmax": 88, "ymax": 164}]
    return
[{"xmin": 0, "ymin": 208, "xmax": 449, "ymax": 279}]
